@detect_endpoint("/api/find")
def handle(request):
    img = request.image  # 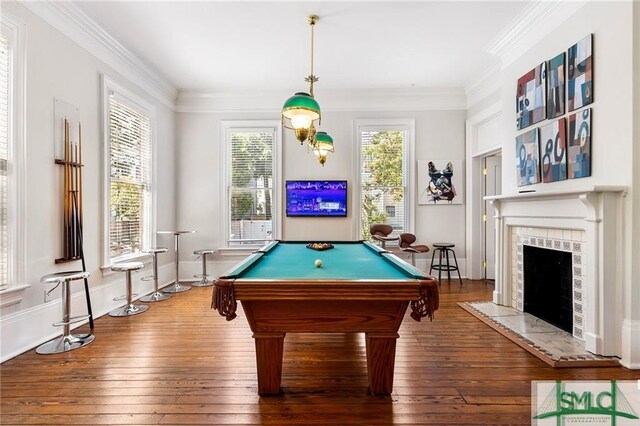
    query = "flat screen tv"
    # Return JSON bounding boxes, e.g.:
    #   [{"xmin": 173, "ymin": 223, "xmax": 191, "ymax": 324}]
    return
[{"xmin": 286, "ymin": 180, "xmax": 347, "ymax": 217}]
